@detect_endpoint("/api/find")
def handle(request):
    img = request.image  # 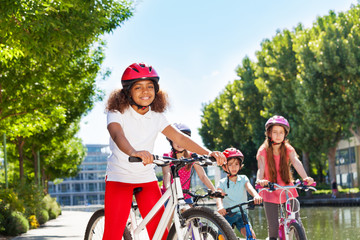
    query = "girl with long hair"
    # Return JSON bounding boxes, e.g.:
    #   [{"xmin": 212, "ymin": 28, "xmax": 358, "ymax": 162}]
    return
[{"xmin": 256, "ymin": 115, "xmax": 314, "ymax": 240}]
